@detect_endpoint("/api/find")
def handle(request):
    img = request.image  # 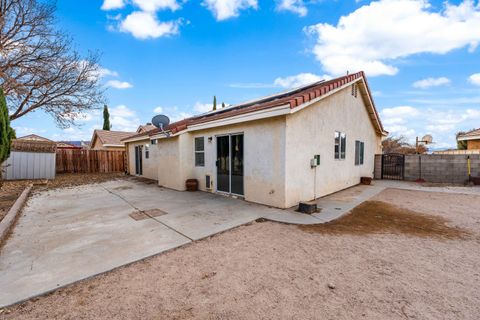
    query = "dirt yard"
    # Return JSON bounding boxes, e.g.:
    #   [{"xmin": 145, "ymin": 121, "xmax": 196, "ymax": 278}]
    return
[
  {"xmin": 0, "ymin": 173, "xmax": 125, "ymax": 222},
  {"xmin": 1, "ymin": 188, "xmax": 480, "ymax": 319}
]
